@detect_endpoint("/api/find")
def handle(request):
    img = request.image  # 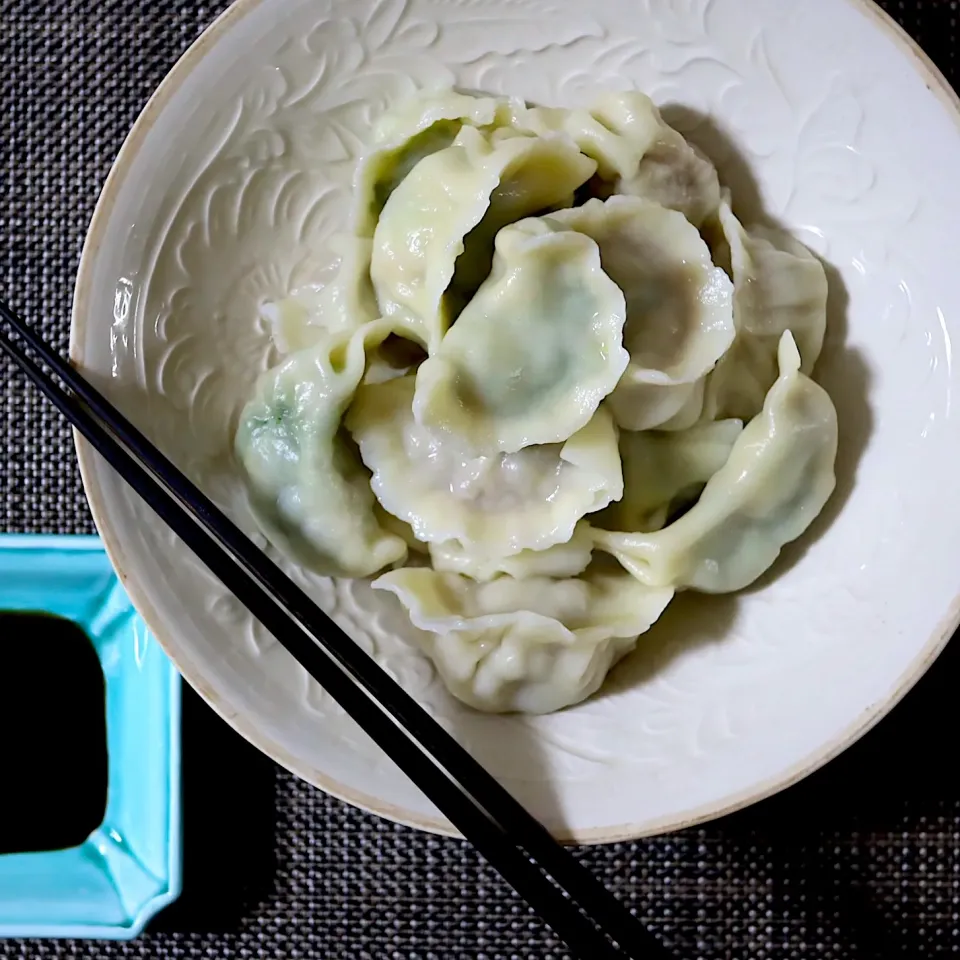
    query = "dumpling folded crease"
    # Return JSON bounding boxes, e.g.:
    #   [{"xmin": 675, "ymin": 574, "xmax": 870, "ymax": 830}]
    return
[
  {"xmin": 412, "ymin": 218, "xmax": 629, "ymax": 454},
  {"xmin": 374, "ymin": 566, "xmax": 675, "ymax": 713},
  {"xmin": 236, "ymin": 320, "xmax": 411, "ymax": 578},
  {"xmin": 594, "ymin": 332, "xmax": 838, "ymax": 593},
  {"xmin": 346, "ymin": 376, "xmax": 623, "ymax": 557}
]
